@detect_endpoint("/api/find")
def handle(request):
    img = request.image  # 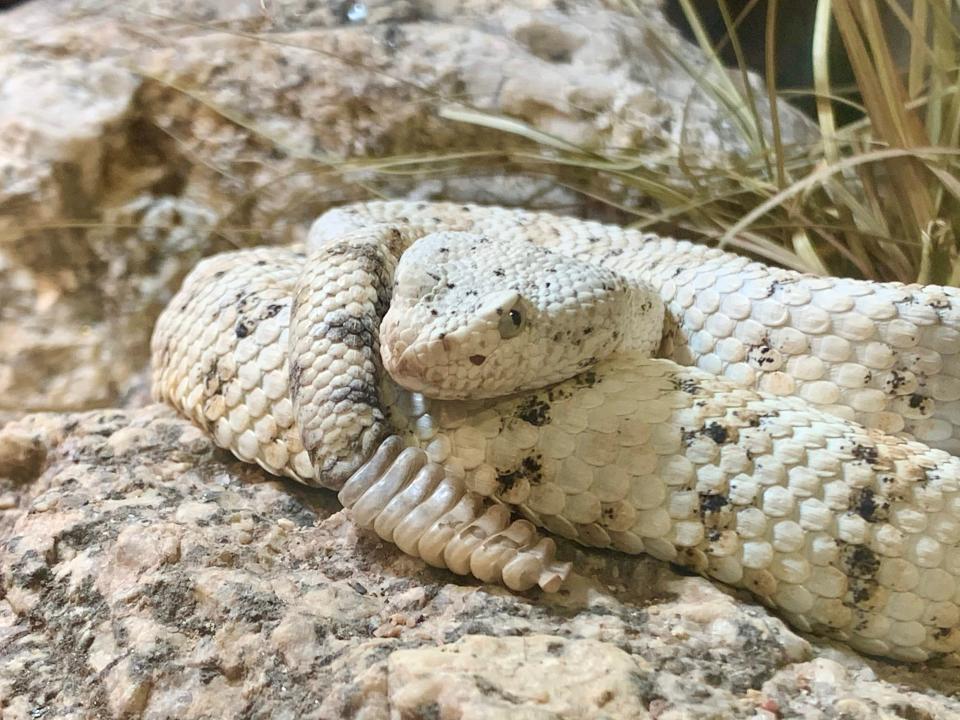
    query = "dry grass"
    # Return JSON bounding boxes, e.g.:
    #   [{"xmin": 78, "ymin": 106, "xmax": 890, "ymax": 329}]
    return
[
  {"xmin": 454, "ymin": 0, "xmax": 960, "ymax": 284},
  {"xmin": 4, "ymin": 3, "xmax": 958, "ymax": 287}
]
